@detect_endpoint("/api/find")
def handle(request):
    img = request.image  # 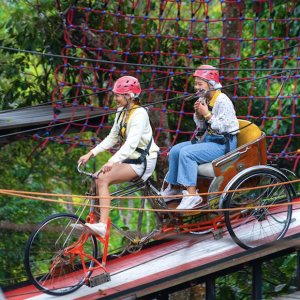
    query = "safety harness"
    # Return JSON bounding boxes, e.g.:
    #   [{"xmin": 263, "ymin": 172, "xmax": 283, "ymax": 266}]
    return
[
  {"xmin": 116, "ymin": 105, "xmax": 152, "ymax": 181},
  {"xmin": 192, "ymin": 91, "xmax": 235, "ymax": 154}
]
